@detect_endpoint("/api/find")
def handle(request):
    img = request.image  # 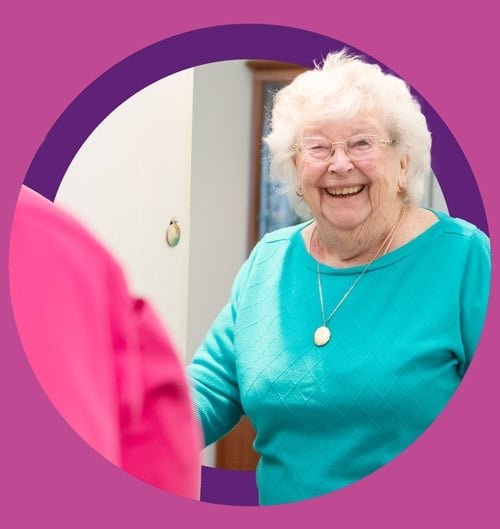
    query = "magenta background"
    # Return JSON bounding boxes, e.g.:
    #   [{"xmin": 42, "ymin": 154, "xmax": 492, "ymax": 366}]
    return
[{"xmin": 1, "ymin": 2, "xmax": 498, "ymax": 528}]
